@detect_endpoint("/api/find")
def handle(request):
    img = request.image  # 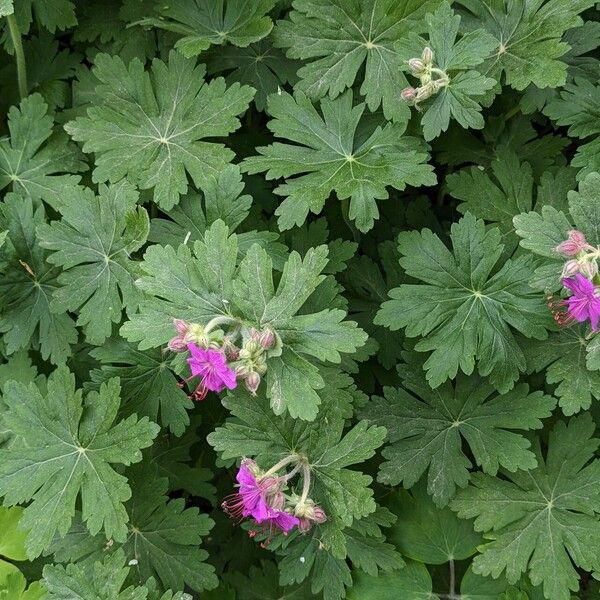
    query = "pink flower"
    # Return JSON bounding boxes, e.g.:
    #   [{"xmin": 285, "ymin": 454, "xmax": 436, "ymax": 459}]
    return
[
  {"xmin": 222, "ymin": 459, "xmax": 281, "ymax": 522},
  {"xmin": 187, "ymin": 343, "xmax": 237, "ymax": 394},
  {"xmin": 562, "ymin": 274, "xmax": 600, "ymax": 331},
  {"xmin": 401, "ymin": 86, "xmax": 417, "ymax": 101},
  {"xmin": 556, "ymin": 230, "xmax": 592, "ymax": 256}
]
